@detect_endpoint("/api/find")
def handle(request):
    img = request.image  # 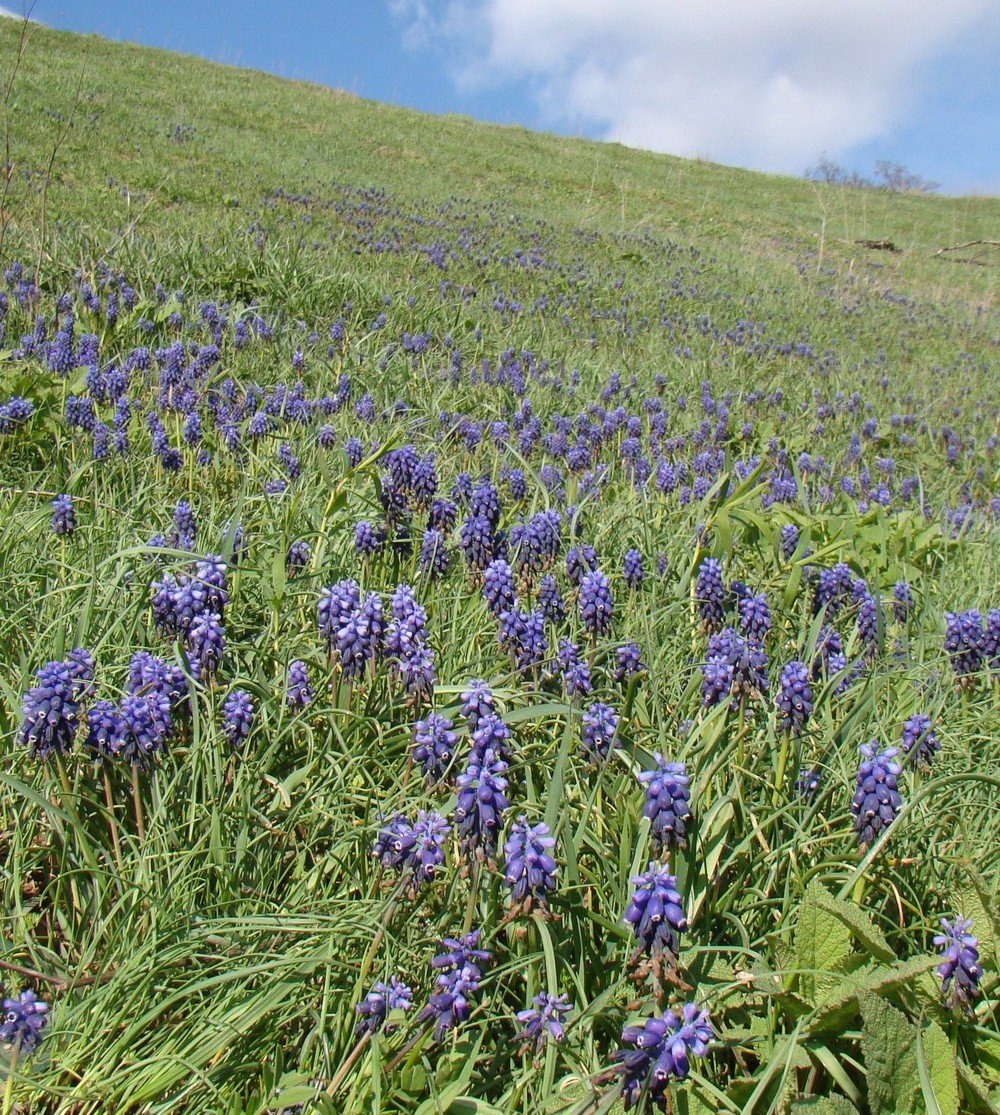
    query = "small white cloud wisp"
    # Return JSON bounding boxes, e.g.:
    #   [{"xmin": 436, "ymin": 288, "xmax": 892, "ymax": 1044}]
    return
[{"xmin": 390, "ymin": 0, "xmax": 996, "ymax": 174}]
